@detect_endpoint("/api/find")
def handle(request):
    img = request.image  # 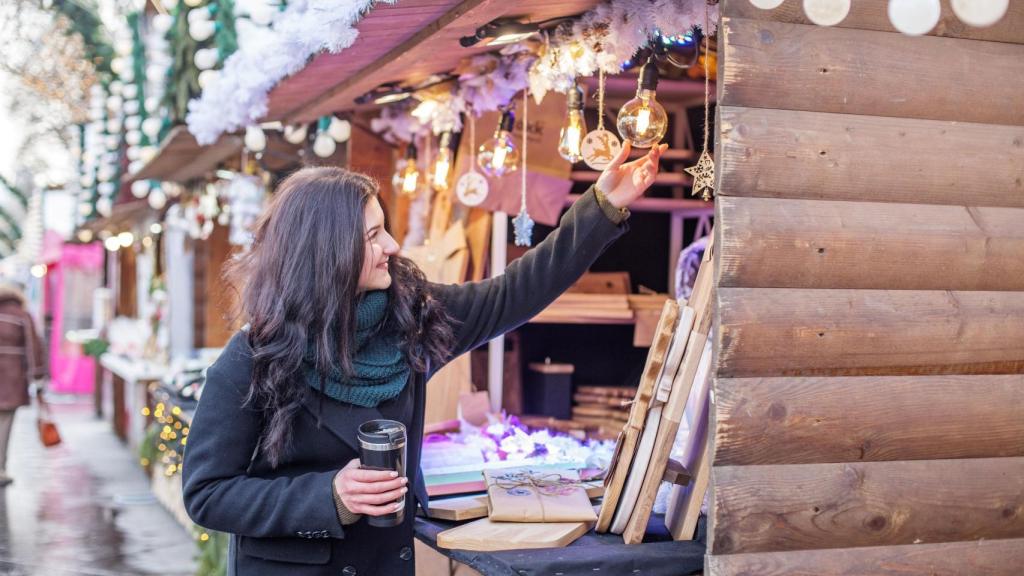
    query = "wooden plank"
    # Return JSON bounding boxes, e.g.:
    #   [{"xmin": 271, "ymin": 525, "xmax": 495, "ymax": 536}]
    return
[
  {"xmin": 717, "ymin": 288, "xmax": 1024, "ymax": 377},
  {"xmin": 564, "ymin": 194, "xmax": 713, "ymax": 214},
  {"xmin": 623, "ymin": 237, "xmax": 716, "ymax": 544},
  {"xmin": 717, "ymin": 106, "xmax": 1024, "ymax": 207},
  {"xmin": 717, "ymin": 196, "xmax": 1024, "ymax": 290},
  {"xmin": 719, "ymin": 18, "xmax": 1024, "ymax": 126},
  {"xmin": 722, "ymin": 0, "xmax": 1024, "ymax": 44},
  {"xmin": 426, "ymin": 494, "xmax": 489, "ymax": 521},
  {"xmin": 595, "ymin": 300, "xmax": 679, "ymax": 533},
  {"xmin": 714, "ymin": 375, "xmax": 1024, "ymax": 465},
  {"xmin": 710, "ymin": 458, "xmax": 1024, "ymax": 555},
  {"xmin": 707, "ymin": 537, "xmax": 1024, "ymax": 576}
]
